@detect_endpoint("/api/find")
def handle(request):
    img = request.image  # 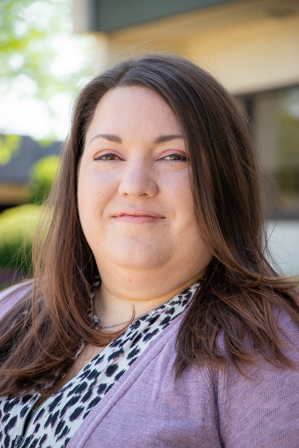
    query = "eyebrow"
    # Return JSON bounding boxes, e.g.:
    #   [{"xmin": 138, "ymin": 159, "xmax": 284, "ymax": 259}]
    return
[
  {"xmin": 87, "ymin": 133, "xmax": 184, "ymax": 146},
  {"xmin": 154, "ymin": 134, "xmax": 184, "ymax": 144},
  {"xmin": 88, "ymin": 134, "xmax": 122, "ymax": 145}
]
